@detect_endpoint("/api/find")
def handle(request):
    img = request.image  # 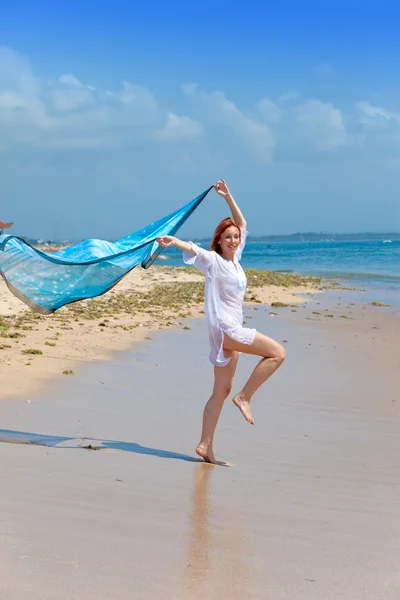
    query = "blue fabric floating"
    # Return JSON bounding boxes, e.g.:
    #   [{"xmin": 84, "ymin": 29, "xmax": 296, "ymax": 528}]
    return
[{"xmin": 0, "ymin": 187, "xmax": 212, "ymax": 314}]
